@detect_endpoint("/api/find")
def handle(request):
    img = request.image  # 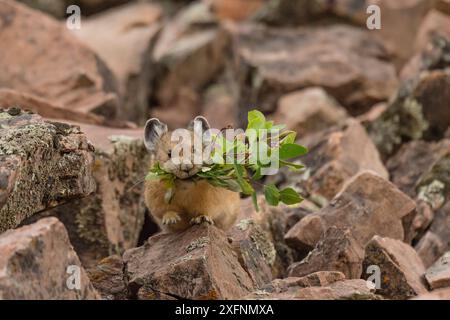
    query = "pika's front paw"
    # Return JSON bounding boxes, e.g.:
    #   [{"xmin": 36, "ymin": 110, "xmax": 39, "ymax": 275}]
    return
[
  {"xmin": 162, "ymin": 211, "xmax": 181, "ymax": 225},
  {"xmin": 190, "ymin": 215, "xmax": 214, "ymax": 226}
]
